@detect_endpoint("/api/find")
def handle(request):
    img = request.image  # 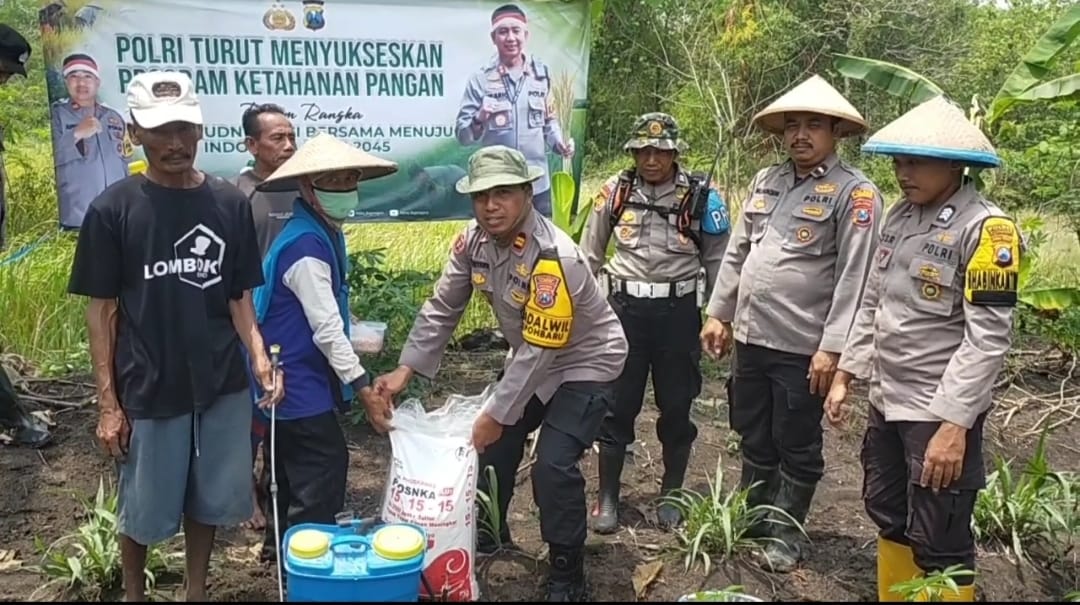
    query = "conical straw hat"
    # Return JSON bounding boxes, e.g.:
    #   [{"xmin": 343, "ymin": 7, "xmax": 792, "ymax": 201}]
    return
[
  {"xmin": 862, "ymin": 95, "xmax": 1001, "ymax": 167},
  {"xmin": 257, "ymin": 132, "xmax": 399, "ymax": 192},
  {"xmin": 752, "ymin": 74, "xmax": 867, "ymax": 137}
]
